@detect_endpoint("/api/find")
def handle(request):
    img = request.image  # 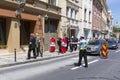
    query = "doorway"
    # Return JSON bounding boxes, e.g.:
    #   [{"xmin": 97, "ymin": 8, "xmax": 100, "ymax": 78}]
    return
[
  {"xmin": 20, "ymin": 20, "xmax": 34, "ymax": 46},
  {"xmin": 0, "ymin": 18, "xmax": 6, "ymax": 48},
  {"xmin": 71, "ymin": 29, "xmax": 75, "ymax": 37}
]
